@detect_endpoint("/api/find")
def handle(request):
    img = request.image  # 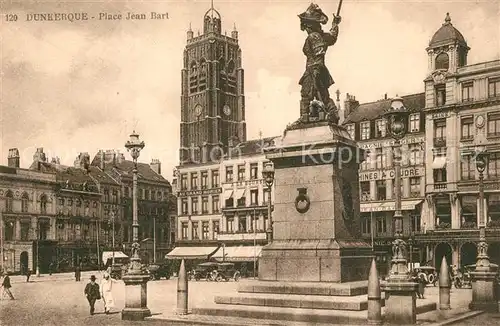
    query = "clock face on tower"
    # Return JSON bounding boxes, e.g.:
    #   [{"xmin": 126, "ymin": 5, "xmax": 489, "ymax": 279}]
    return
[
  {"xmin": 223, "ymin": 104, "xmax": 231, "ymax": 116},
  {"xmin": 194, "ymin": 104, "xmax": 203, "ymax": 117}
]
